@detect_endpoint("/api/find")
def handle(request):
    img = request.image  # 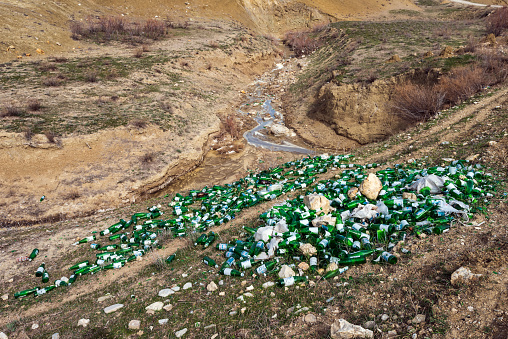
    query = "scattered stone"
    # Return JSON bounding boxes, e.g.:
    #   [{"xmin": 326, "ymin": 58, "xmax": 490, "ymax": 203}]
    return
[
  {"xmin": 104, "ymin": 304, "xmax": 124, "ymax": 314},
  {"xmin": 241, "ymin": 280, "xmax": 248, "ymax": 286},
  {"xmin": 423, "ymin": 51, "xmax": 434, "ymax": 58},
  {"xmin": 270, "ymin": 292, "xmax": 275, "ymax": 297},
  {"xmin": 488, "ymin": 140, "xmax": 497, "ymax": 146},
  {"xmin": 159, "ymin": 289, "xmax": 175, "ymax": 297},
  {"xmin": 128, "ymin": 320, "xmax": 140, "ymax": 330},
  {"xmin": 326, "ymin": 297, "xmax": 335, "ymax": 303},
  {"xmin": 439, "ymin": 46, "xmax": 454, "ymax": 58},
  {"xmin": 359, "ymin": 173, "xmax": 383, "ymax": 200},
  {"xmin": 467, "ymin": 306, "xmax": 474, "ymax": 312},
  {"xmin": 243, "ymin": 292, "xmax": 254, "ymax": 297},
  {"xmin": 330, "ymin": 319, "xmax": 374, "ymax": 338},
  {"xmin": 182, "ymin": 273, "xmax": 188, "ymax": 278},
  {"xmin": 32, "ymin": 323, "xmax": 39, "ymax": 330},
  {"xmin": 183, "ymin": 282, "xmax": 192, "ymax": 290},
  {"xmin": 211, "ymin": 334, "xmax": 218, "ymax": 339},
  {"xmin": 363, "ymin": 321, "xmax": 376, "ymax": 330},
  {"xmin": 159, "ymin": 319, "xmax": 169, "ymax": 325},
  {"xmin": 312, "ymin": 214, "xmax": 336, "ymax": 227},
  {"xmin": 246, "ymin": 285, "xmax": 254, "ymax": 291},
  {"xmin": 295, "ymin": 307, "xmax": 309, "ymax": 315},
  {"xmin": 278, "ymin": 265, "xmax": 296, "ymax": 278},
  {"xmin": 1, "ymin": 294, "xmax": 8, "ymax": 301},
  {"xmin": 304, "ymin": 314, "xmax": 317, "ymax": 324},
  {"xmin": 163, "ymin": 304, "xmax": 173, "ymax": 312},
  {"xmin": 175, "ymin": 328, "xmax": 188, "ymax": 337},
  {"xmin": 52, "ymin": 333, "xmax": 59, "ymax": 339},
  {"xmin": 287, "ymin": 307, "xmax": 295, "ymax": 314},
  {"xmin": 204, "ymin": 324, "xmax": 216, "ymax": 330},
  {"xmin": 388, "ymin": 330, "xmax": 397, "ymax": 338},
  {"xmin": 171, "ymin": 286, "xmax": 181, "ymax": 292},
  {"xmin": 299, "ymin": 243, "xmax": 317, "ymax": 256},
  {"xmin": 326, "ymin": 262, "xmax": 338, "ymax": 272},
  {"xmin": 347, "ymin": 187, "xmax": 359, "ymax": 200},
  {"xmin": 262, "ymin": 281, "xmax": 275, "ymax": 289},
  {"xmin": 219, "ymin": 291, "xmax": 225, "ymax": 296},
  {"xmin": 207, "ymin": 281, "xmax": 218, "ymax": 292},
  {"xmin": 77, "ymin": 319, "xmax": 89, "ymax": 327},
  {"xmin": 466, "ymin": 154, "xmax": 479, "ymax": 161},
  {"xmin": 451, "ymin": 267, "xmax": 482, "ymax": 286},
  {"xmin": 268, "ymin": 123, "xmax": 296, "ymax": 137},
  {"xmin": 146, "ymin": 302, "xmax": 164, "ymax": 313},
  {"xmin": 402, "ymin": 192, "xmax": 417, "ymax": 201},
  {"xmin": 218, "ymin": 280, "xmax": 224, "ymax": 286},
  {"xmin": 241, "ymin": 307, "xmax": 247, "ymax": 314},
  {"xmin": 412, "ymin": 314, "xmax": 426, "ymax": 324},
  {"xmin": 229, "ymin": 311, "xmax": 237, "ymax": 316},
  {"xmin": 381, "ymin": 314, "xmax": 389, "ymax": 322},
  {"xmin": 303, "ymin": 194, "xmax": 332, "ymax": 214},
  {"xmin": 298, "ymin": 262, "xmax": 310, "ymax": 271},
  {"xmin": 97, "ymin": 295, "xmax": 111, "ymax": 302},
  {"xmin": 387, "ymin": 54, "xmax": 401, "ymax": 63}
]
